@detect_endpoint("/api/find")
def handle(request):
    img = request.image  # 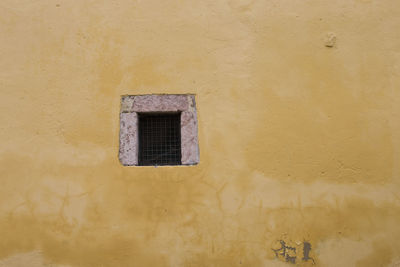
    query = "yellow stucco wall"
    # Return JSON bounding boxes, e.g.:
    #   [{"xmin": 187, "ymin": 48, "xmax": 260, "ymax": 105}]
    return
[{"xmin": 1, "ymin": 0, "xmax": 400, "ymax": 266}]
